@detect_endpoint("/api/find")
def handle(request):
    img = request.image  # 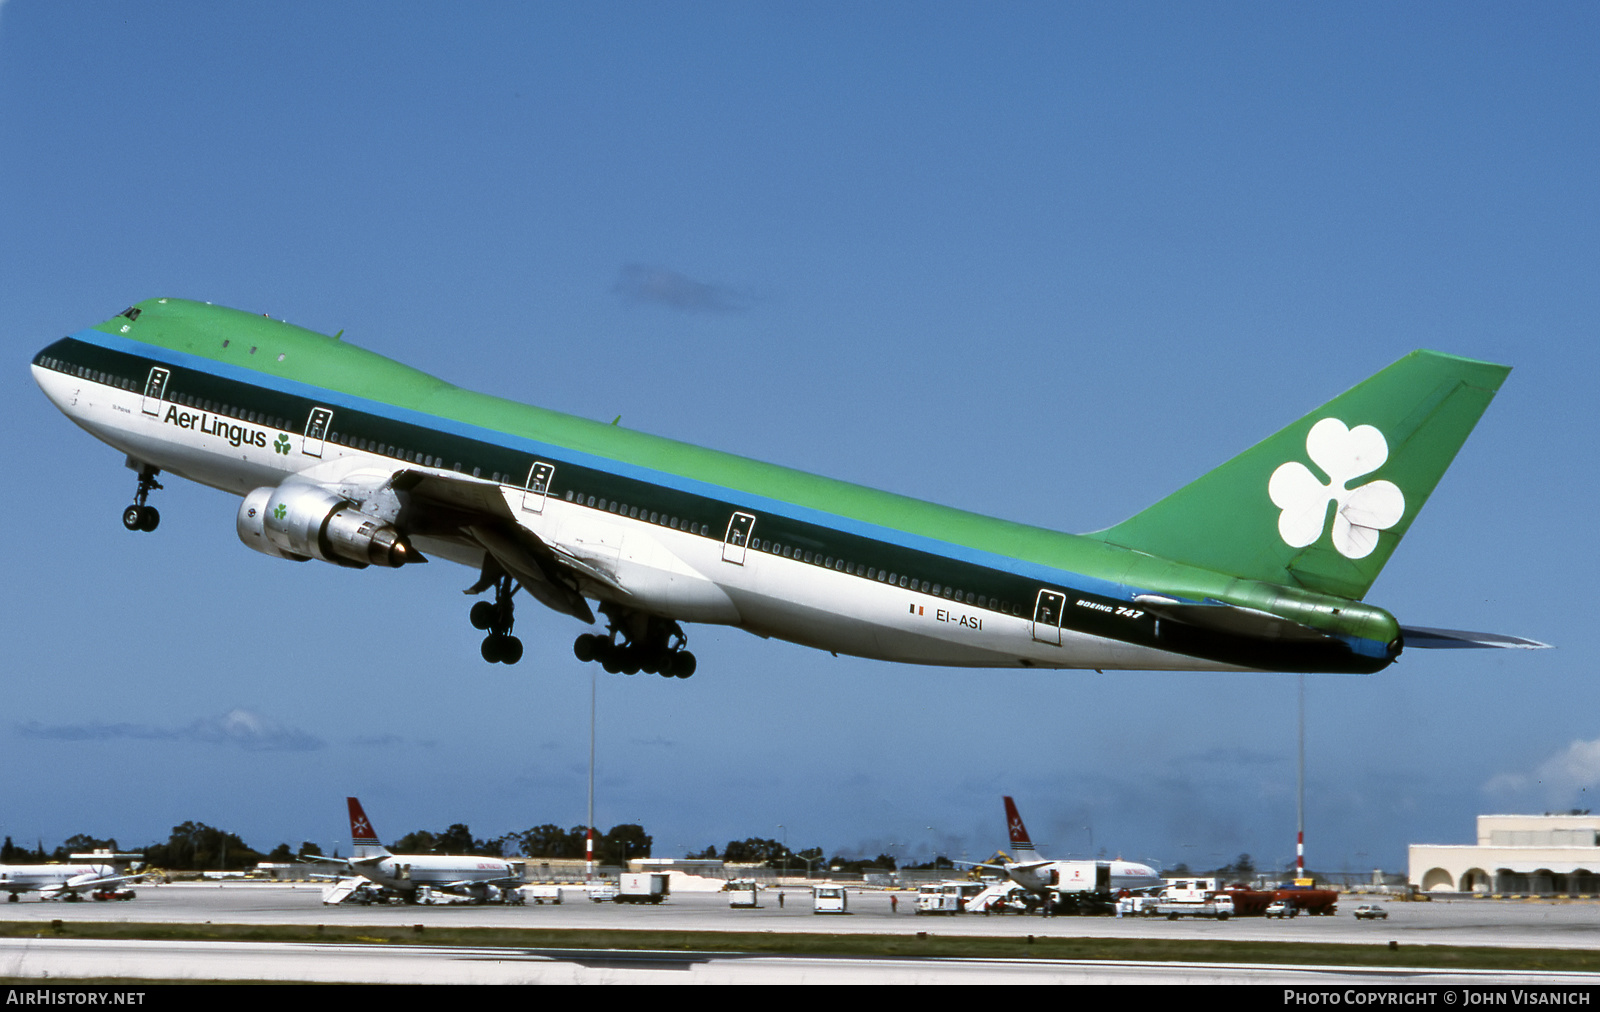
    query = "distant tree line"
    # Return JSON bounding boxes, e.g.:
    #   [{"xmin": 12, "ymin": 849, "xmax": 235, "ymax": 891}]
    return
[
  {"xmin": 5, "ymin": 822, "xmax": 654, "ymax": 871},
  {"xmin": 687, "ymin": 837, "xmax": 904, "ymax": 873},
  {"xmin": 1164, "ymin": 853, "xmax": 1258, "ymax": 882},
  {"xmin": 7, "ymin": 822, "xmax": 947, "ymax": 874},
  {"xmin": 389, "ymin": 822, "xmax": 653, "ymax": 867},
  {"xmin": 2, "ymin": 834, "xmax": 121, "ymax": 865}
]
